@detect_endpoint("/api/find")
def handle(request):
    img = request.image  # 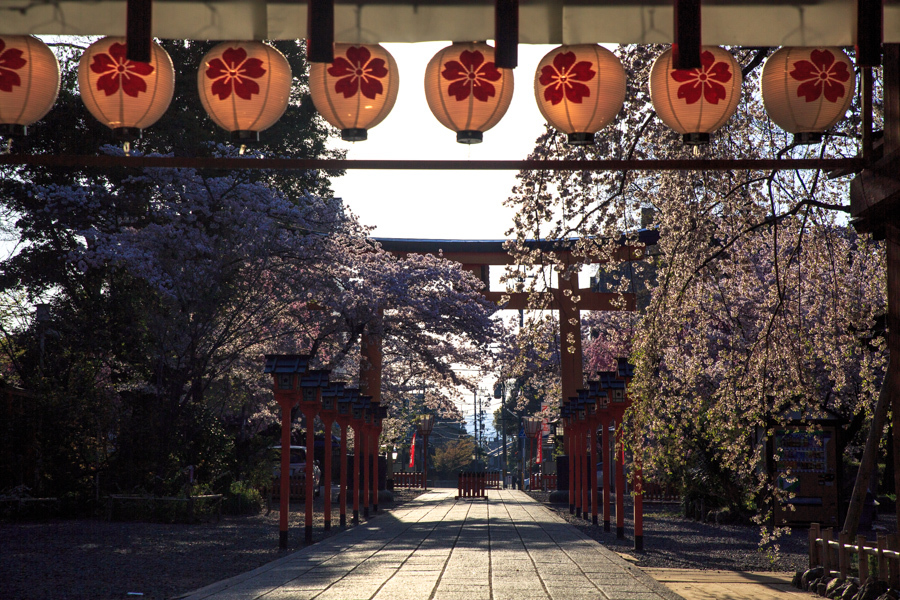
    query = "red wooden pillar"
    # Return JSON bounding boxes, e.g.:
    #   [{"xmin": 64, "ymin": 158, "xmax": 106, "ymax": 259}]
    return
[
  {"xmin": 634, "ymin": 454, "xmax": 644, "ymax": 551},
  {"xmin": 361, "ymin": 408, "xmax": 371, "ymax": 519},
  {"xmin": 581, "ymin": 421, "xmax": 590, "ymax": 521},
  {"xmin": 602, "ymin": 415, "xmax": 611, "ymax": 532},
  {"xmin": 567, "ymin": 414, "xmax": 575, "ymax": 513},
  {"xmin": 277, "ymin": 399, "xmax": 293, "ymax": 548},
  {"xmin": 361, "ymin": 318, "xmax": 383, "ymax": 516},
  {"xmin": 591, "ymin": 420, "xmax": 599, "ymax": 526},
  {"xmin": 615, "ymin": 421, "xmax": 626, "ymax": 539},
  {"xmin": 299, "ymin": 371, "xmax": 327, "ymax": 544},
  {"xmin": 338, "ymin": 419, "xmax": 349, "ymax": 527},
  {"xmin": 350, "ymin": 411, "xmax": 363, "ymax": 524}
]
